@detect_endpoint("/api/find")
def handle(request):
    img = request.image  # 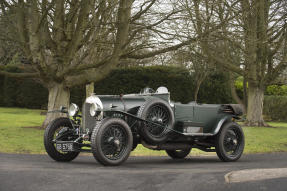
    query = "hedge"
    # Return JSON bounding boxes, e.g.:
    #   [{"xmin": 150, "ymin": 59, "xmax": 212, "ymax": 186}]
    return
[
  {"xmin": 0, "ymin": 66, "xmax": 232, "ymax": 109},
  {"xmin": 197, "ymin": 73, "xmax": 232, "ymax": 104},
  {"xmin": 93, "ymin": 66, "xmax": 232, "ymax": 104},
  {"xmin": 1, "ymin": 65, "xmax": 286, "ymax": 121},
  {"xmin": 94, "ymin": 66, "xmax": 194, "ymax": 103},
  {"xmin": 266, "ymin": 85, "xmax": 287, "ymax": 96},
  {"xmin": 235, "ymin": 77, "xmax": 287, "ymax": 97},
  {"xmin": 264, "ymin": 96, "xmax": 287, "ymax": 122}
]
